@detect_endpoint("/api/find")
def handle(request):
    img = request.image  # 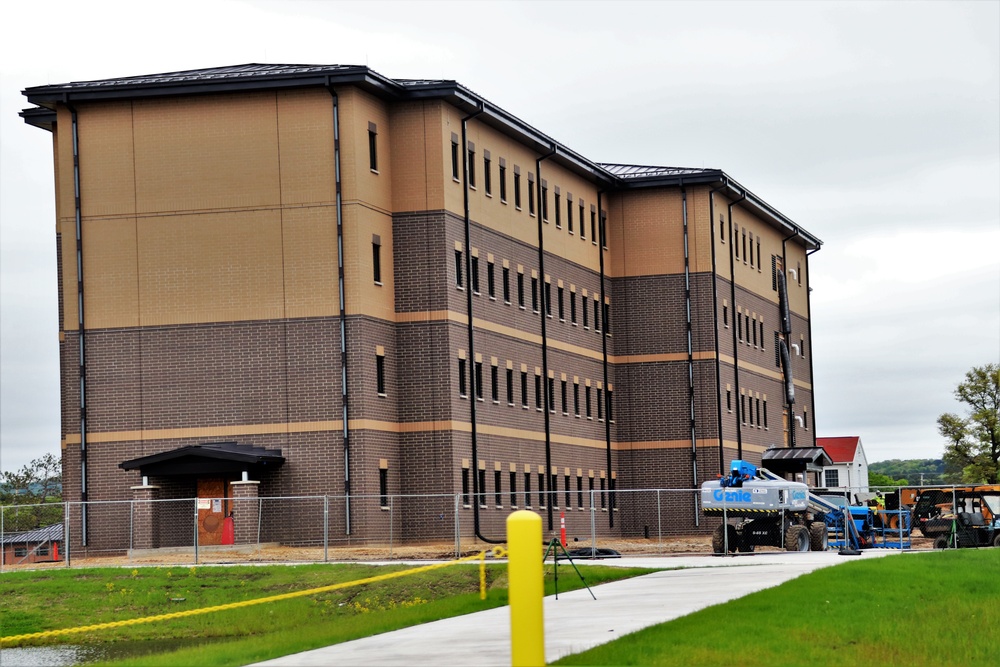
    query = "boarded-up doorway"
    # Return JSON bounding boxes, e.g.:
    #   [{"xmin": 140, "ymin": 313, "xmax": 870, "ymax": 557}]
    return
[{"xmin": 197, "ymin": 478, "xmax": 229, "ymax": 546}]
